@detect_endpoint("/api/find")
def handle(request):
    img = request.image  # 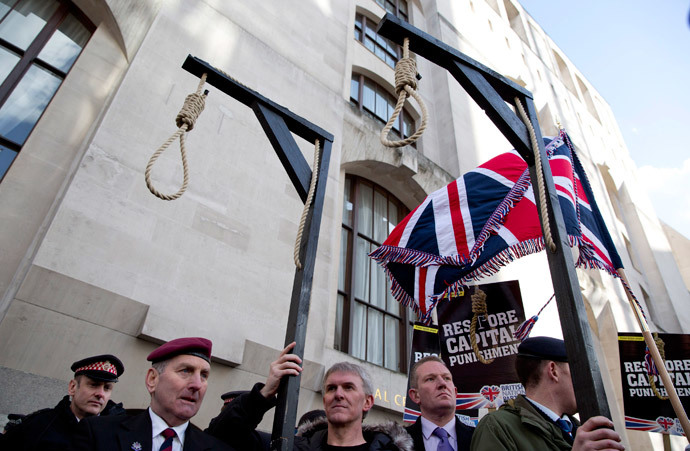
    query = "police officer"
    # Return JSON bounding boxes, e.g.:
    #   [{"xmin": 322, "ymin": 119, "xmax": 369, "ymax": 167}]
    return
[{"xmin": 0, "ymin": 354, "xmax": 125, "ymax": 450}]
